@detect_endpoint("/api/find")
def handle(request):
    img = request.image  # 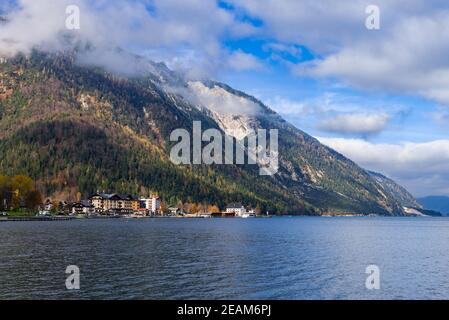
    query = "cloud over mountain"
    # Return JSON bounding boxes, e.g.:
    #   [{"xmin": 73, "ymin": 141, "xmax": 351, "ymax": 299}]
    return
[
  {"xmin": 319, "ymin": 137, "xmax": 449, "ymax": 197},
  {"xmin": 5, "ymin": 0, "xmax": 449, "ymax": 106},
  {"xmin": 0, "ymin": 0, "xmax": 254, "ymax": 77},
  {"xmin": 318, "ymin": 113, "xmax": 391, "ymax": 136}
]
